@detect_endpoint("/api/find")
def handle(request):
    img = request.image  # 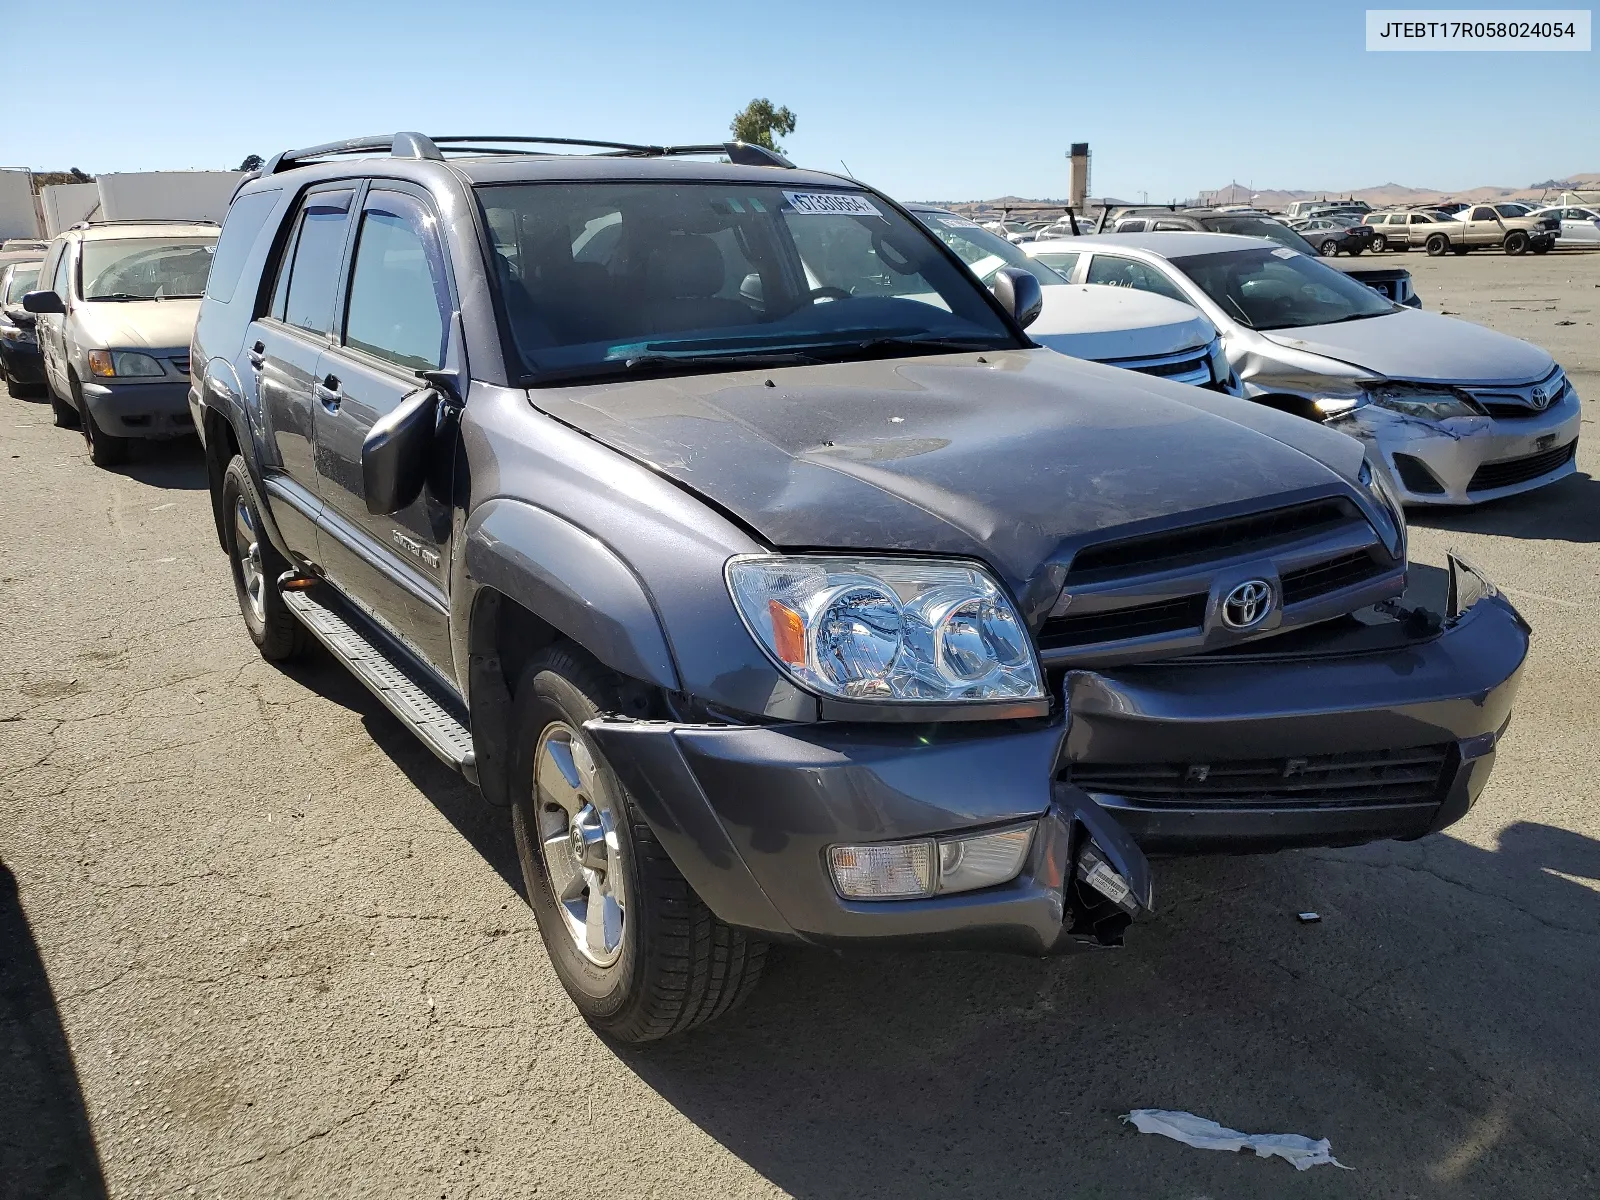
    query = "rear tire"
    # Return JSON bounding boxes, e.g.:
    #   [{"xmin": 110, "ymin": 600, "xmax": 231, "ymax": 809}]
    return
[
  {"xmin": 509, "ymin": 645, "xmax": 767, "ymax": 1043},
  {"xmin": 1426, "ymin": 234, "xmax": 1449, "ymax": 256},
  {"xmin": 221, "ymin": 456, "xmax": 307, "ymax": 661},
  {"xmin": 1348, "ymin": 245, "xmax": 1364, "ymax": 256},
  {"xmin": 75, "ymin": 375, "xmax": 130, "ymax": 467}
]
